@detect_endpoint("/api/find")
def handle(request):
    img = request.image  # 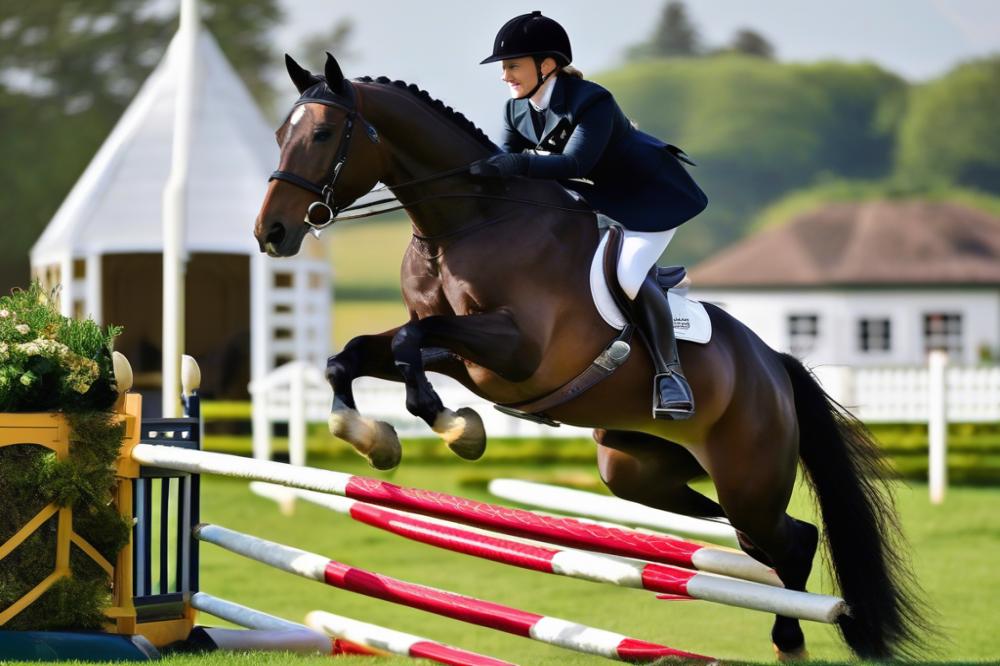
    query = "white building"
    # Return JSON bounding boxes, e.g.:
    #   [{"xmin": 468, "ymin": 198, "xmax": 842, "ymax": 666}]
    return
[
  {"xmin": 30, "ymin": 28, "xmax": 330, "ymax": 405},
  {"xmin": 689, "ymin": 200, "xmax": 1000, "ymax": 367}
]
